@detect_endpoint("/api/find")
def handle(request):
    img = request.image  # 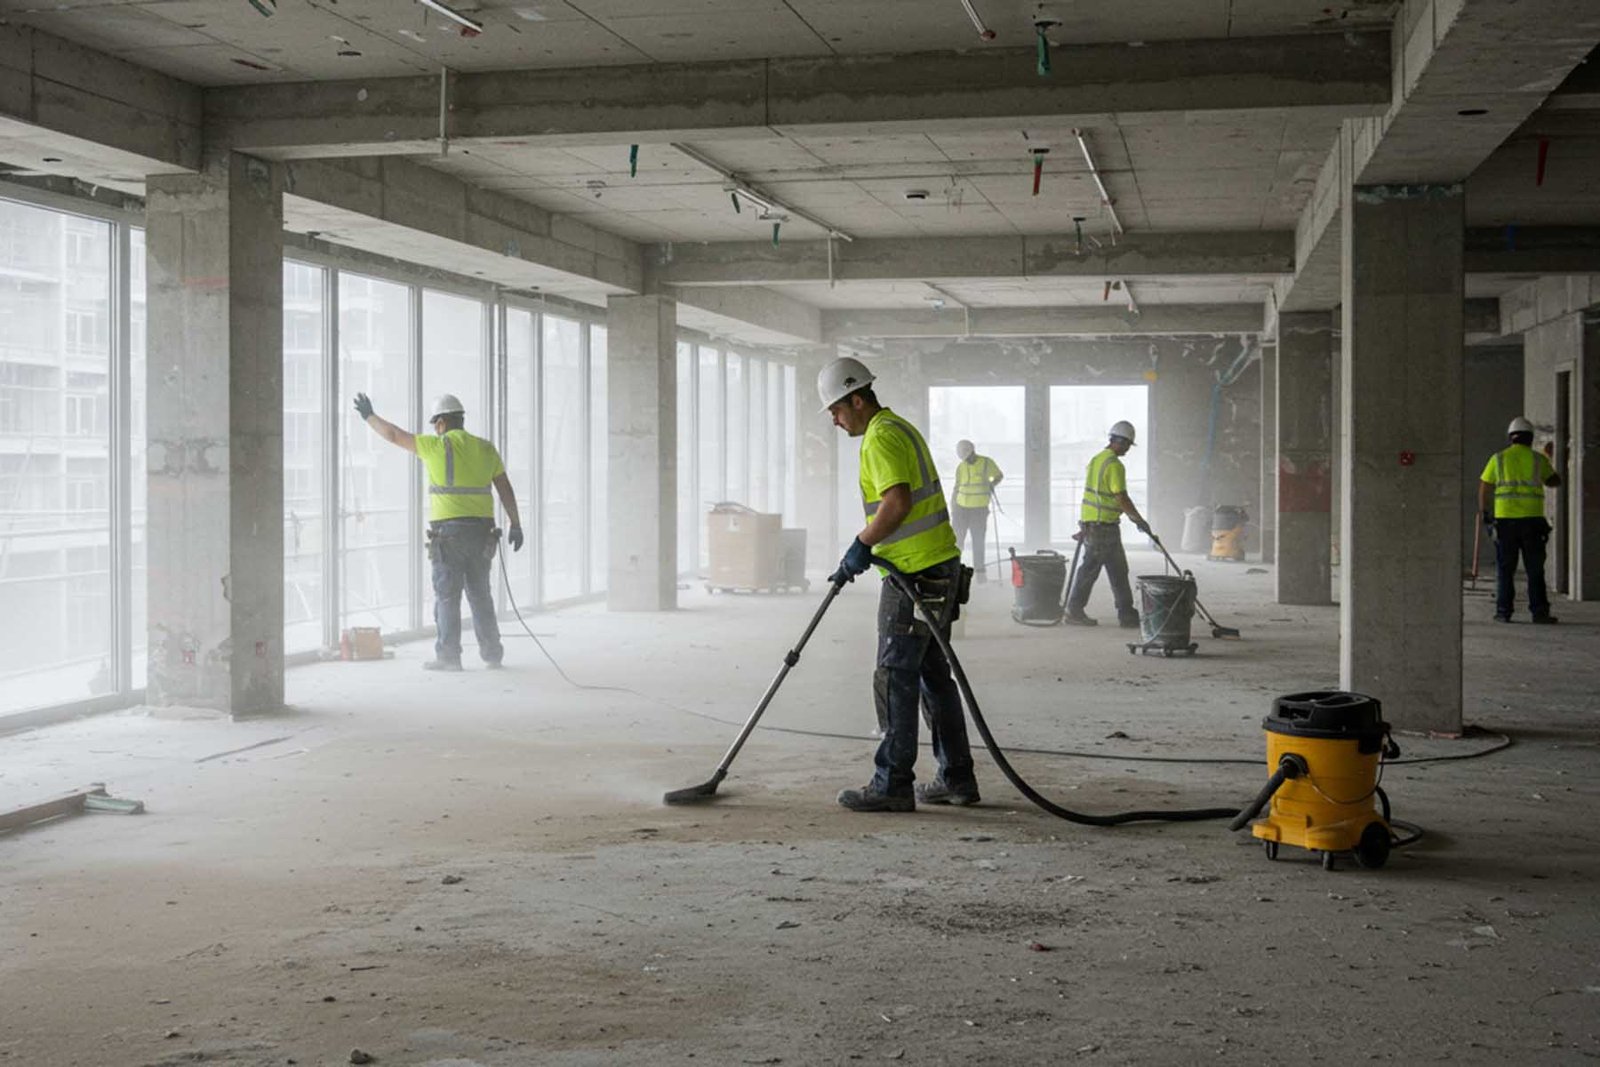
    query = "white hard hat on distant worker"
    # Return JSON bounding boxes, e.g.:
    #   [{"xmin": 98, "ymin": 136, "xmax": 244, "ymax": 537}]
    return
[
  {"xmin": 431, "ymin": 393, "xmax": 466, "ymax": 420},
  {"xmin": 956, "ymin": 439, "xmax": 975, "ymax": 459},
  {"xmin": 817, "ymin": 356, "xmax": 876, "ymax": 411},
  {"xmin": 1109, "ymin": 420, "xmax": 1137, "ymax": 445},
  {"xmin": 1507, "ymin": 416, "xmax": 1534, "ymax": 436}
]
